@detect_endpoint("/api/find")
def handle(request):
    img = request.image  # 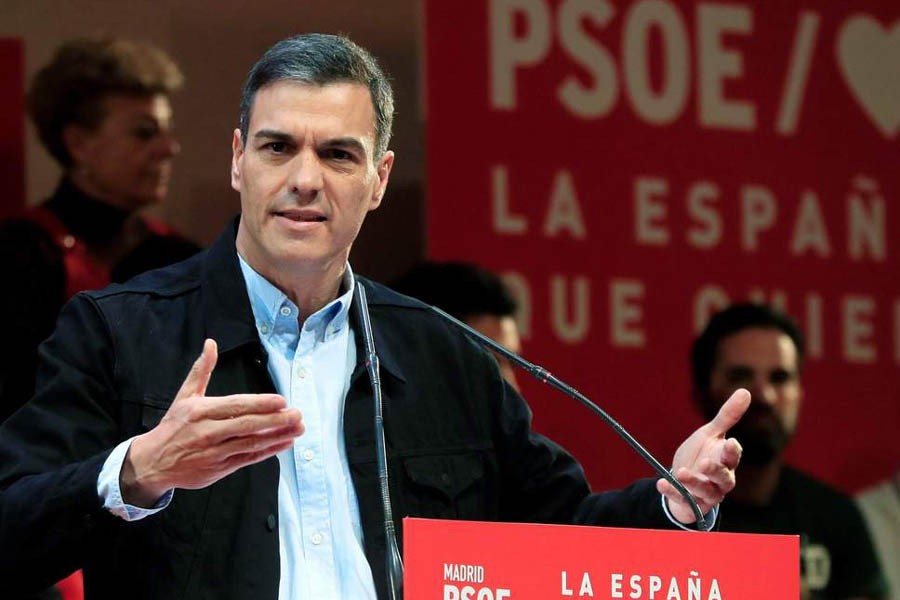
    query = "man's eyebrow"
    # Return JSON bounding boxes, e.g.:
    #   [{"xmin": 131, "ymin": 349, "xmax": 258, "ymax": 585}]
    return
[
  {"xmin": 724, "ymin": 365, "xmax": 754, "ymax": 376},
  {"xmin": 253, "ymin": 129, "xmax": 294, "ymax": 142}
]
